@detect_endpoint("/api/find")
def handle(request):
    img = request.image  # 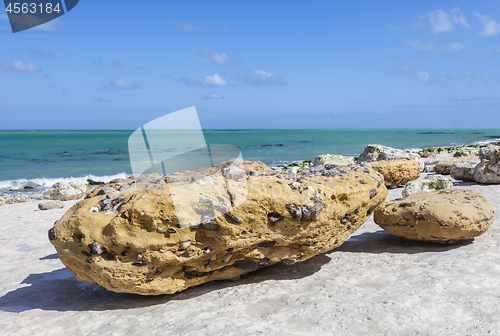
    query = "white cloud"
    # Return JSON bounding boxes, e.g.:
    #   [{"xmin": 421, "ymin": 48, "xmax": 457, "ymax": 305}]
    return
[
  {"xmin": 428, "ymin": 9, "xmax": 454, "ymax": 33},
  {"xmin": 202, "ymin": 92, "xmax": 224, "ymax": 99},
  {"xmin": 209, "ymin": 52, "xmax": 238, "ymax": 65},
  {"xmin": 193, "ymin": 47, "xmax": 240, "ymax": 65},
  {"xmin": 404, "ymin": 39, "xmax": 433, "ymax": 50},
  {"xmin": 450, "ymin": 7, "xmax": 469, "ymax": 27},
  {"xmin": 0, "ymin": 60, "xmax": 41, "ymax": 72},
  {"xmin": 475, "ymin": 12, "xmax": 500, "ymax": 37},
  {"xmin": 399, "ymin": 59, "xmax": 500, "ymax": 83},
  {"xmin": 448, "ymin": 42, "xmax": 464, "ymax": 52},
  {"xmin": 419, "ymin": 7, "xmax": 469, "ymax": 34},
  {"xmin": 165, "ymin": 18, "xmax": 199, "ymax": 31},
  {"xmin": 109, "ymin": 78, "xmax": 141, "ymax": 89},
  {"xmin": 237, "ymin": 70, "xmax": 286, "ymax": 85},
  {"xmin": 415, "ymin": 70, "xmax": 431, "ymax": 82},
  {"xmin": 0, "ymin": 14, "xmax": 8, "ymax": 20},
  {"xmin": 179, "ymin": 73, "xmax": 229, "ymax": 87},
  {"xmin": 200, "ymin": 73, "xmax": 228, "ymax": 86}
]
